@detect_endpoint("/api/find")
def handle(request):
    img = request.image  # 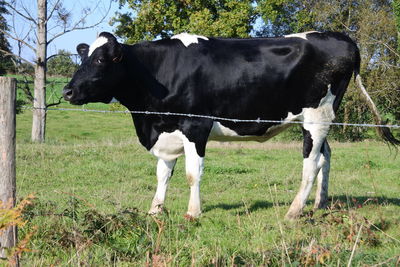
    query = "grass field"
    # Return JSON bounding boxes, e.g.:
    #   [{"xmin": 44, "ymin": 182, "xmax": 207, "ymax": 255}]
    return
[
  {"xmin": 9, "ymin": 105, "xmax": 400, "ymax": 266},
  {"xmin": 3, "ymin": 76, "xmax": 400, "ymax": 265}
]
